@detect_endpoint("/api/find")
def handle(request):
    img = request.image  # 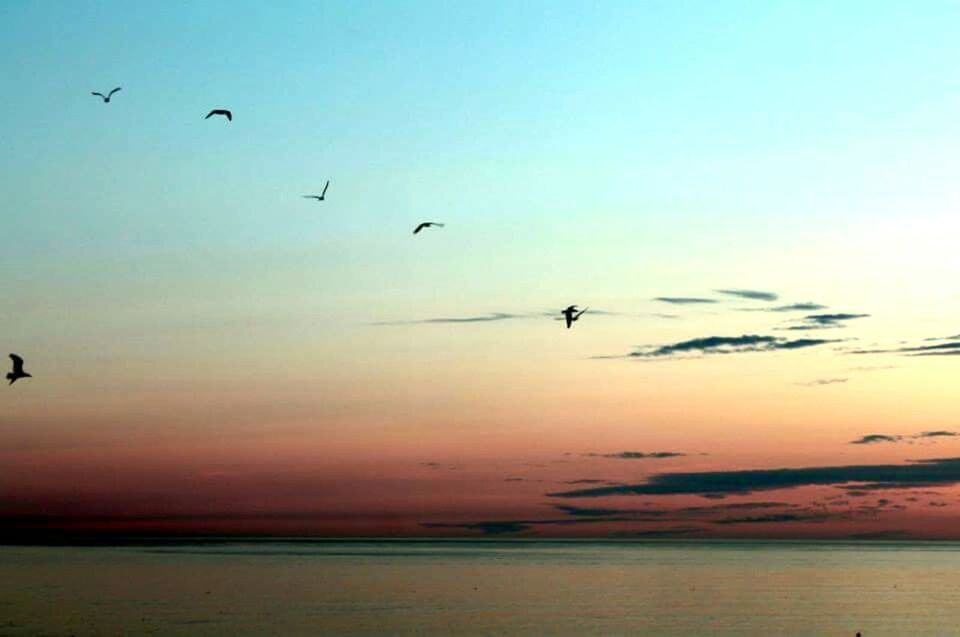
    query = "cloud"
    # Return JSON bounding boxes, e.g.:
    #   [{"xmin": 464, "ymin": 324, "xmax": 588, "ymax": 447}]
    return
[
  {"xmin": 850, "ymin": 435, "xmax": 902, "ymax": 445},
  {"xmin": 420, "ymin": 516, "xmax": 631, "ymax": 535},
  {"xmin": 616, "ymin": 526, "xmax": 705, "ymax": 538},
  {"xmin": 838, "ymin": 482, "xmax": 941, "ymax": 491},
  {"xmin": 851, "ymin": 340, "xmax": 960, "ymax": 357},
  {"xmin": 849, "ymin": 431, "xmax": 958, "ymax": 445},
  {"xmin": 713, "ymin": 512, "xmax": 835, "ymax": 525},
  {"xmin": 624, "ymin": 334, "xmax": 837, "ymax": 359},
  {"xmin": 561, "ymin": 479, "xmax": 609, "ymax": 485},
  {"xmin": 805, "ymin": 313, "xmax": 870, "ymax": 325},
  {"xmin": 548, "ymin": 457, "xmax": 960, "ymax": 499},
  {"xmin": 554, "ymin": 501, "xmax": 795, "ymax": 520},
  {"xmin": 553, "ymin": 505, "xmax": 639, "ymax": 518},
  {"xmin": 715, "ymin": 289, "xmax": 779, "ymax": 301},
  {"xmin": 583, "ymin": 451, "xmax": 687, "ymax": 459},
  {"xmin": 420, "ymin": 313, "xmax": 522, "ymax": 323},
  {"xmin": 783, "ymin": 313, "xmax": 870, "ymax": 331},
  {"xmin": 796, "ymin": 378, "xmax": 848, "ymax": 387},
  {"xmin": 377, "ymin": 312, "xmax": 524, "ymax": 325},
  {"xmin": 420, "ymin": 462, "xmax": 460, "ymax": 470},
  {"xmin": 746, "ymin": 303, "xmax": 828, "ymax": 313},
  {"xmin": 421, "ymin": 521, "xmax": 531, "ymax": 535},
  {"xmin": 848, "ymin": 530, "xmax": 911, "ymax": 540},
  {"xmin": 379, "ymin": 308, "xmax": 637, "ymax": 326},
  {"xmin": 654, "ymin": 297, "xmax": 718, "ymax": 305}
]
